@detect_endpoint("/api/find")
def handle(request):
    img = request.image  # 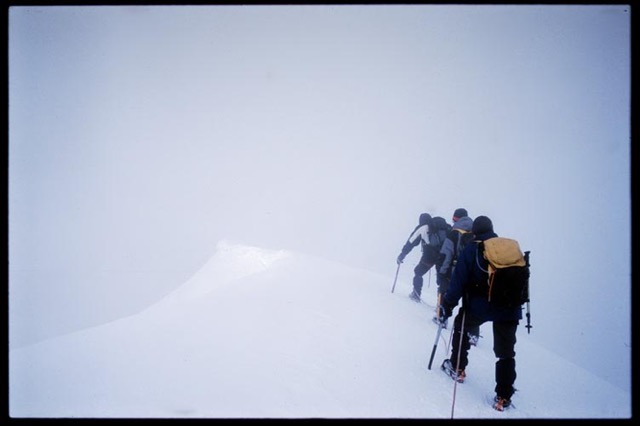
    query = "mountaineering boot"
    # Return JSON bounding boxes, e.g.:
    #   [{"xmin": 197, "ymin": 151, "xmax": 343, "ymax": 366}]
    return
[
  {"xmin": 409, "ymin": 290, "xmax": 421, "ymax": 302},
  {"xmin": 493, "ymin": 395, "xmax": 511, "ymax": 411},
  {"xmin": 468, "ymin": 332, "xmax": 479, "ymax": 346},
  {"xmin": 441, "ymin": 359, "xmax": 465, "ymax": 383}
]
